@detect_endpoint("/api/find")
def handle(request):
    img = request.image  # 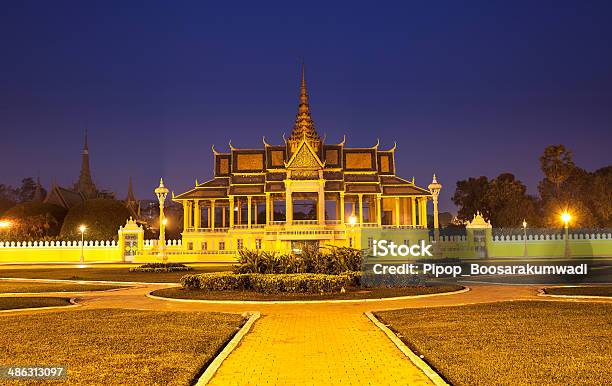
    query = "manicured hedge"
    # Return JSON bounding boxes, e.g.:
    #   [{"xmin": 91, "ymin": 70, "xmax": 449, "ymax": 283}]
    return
[
  {"xmin": 180, "ymin": 272, "xmax": 357, "ymax": 294},
  {"xmin": 130, "ymin": 263, "xmax": 193, "ymax": 273}
]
